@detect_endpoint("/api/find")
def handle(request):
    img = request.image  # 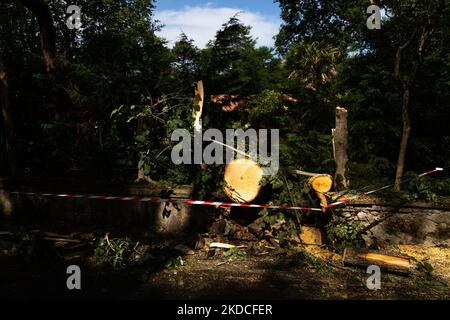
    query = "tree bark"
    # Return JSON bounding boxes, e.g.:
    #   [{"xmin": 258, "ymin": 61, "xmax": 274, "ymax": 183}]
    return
[
  {"xmin": 135, "ymin": 116, "xmax": 156, "ymax": 184},
  {"xmin": 19, "ymin": 0, "xmax": 56, "ymax": 72},
  {"xmin": 333, "ymin": 107, "xmax": 348, "ymax": 190},
  {"xmin": 0, "ymin": 62, "xmax": 17, "ymax": 176},
  {"xmin": 394, "ymin": 86, "xmax": 411, "ymax": 191},
  {"xmin": 393, "ymin": 27, "xmax": 431, "ymax": 191}
]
